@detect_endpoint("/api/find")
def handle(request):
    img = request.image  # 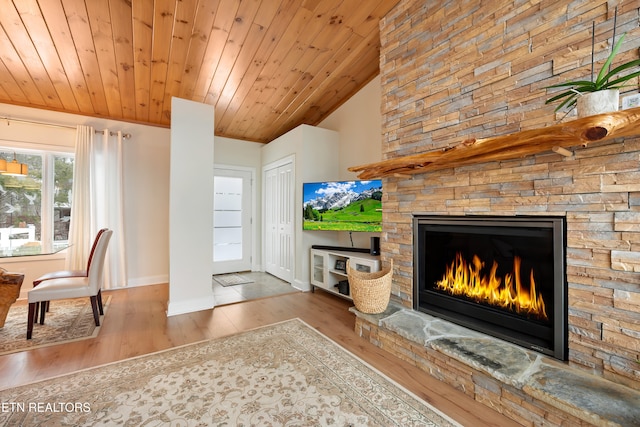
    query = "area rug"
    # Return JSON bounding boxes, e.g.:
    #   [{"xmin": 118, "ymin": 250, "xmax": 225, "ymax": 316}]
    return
[
  {"xmin": 213, "ymin": 273, "xmax": 254, "ymax": 286},
  {"xmin": 0, "ymin": 296, "xmax": 110, "ymax": 355},
  {"xmin": 0, "ymin": 318, "xmax": 461, "ymax": 426}
]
